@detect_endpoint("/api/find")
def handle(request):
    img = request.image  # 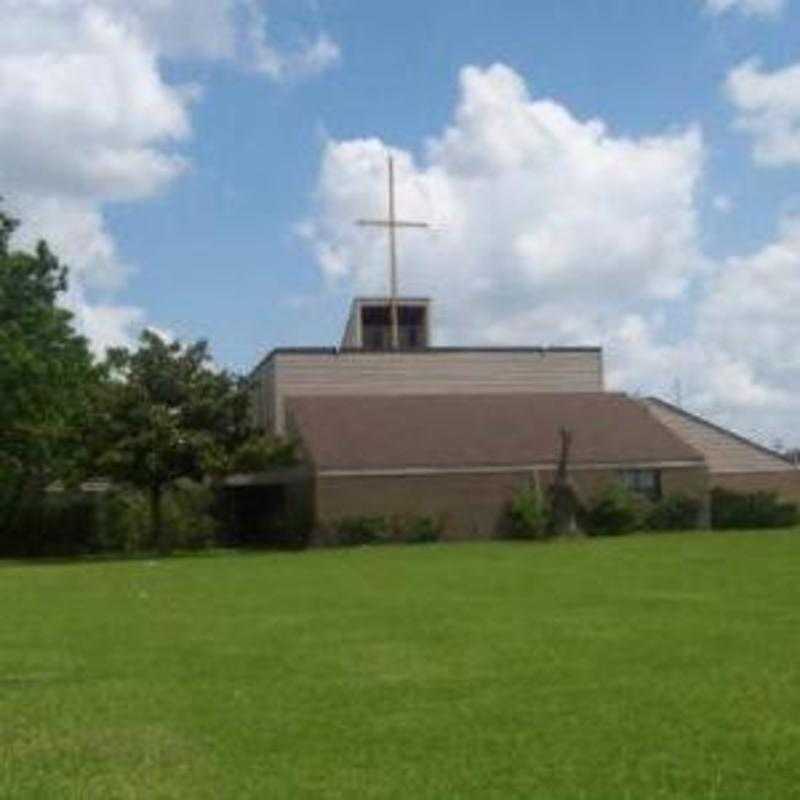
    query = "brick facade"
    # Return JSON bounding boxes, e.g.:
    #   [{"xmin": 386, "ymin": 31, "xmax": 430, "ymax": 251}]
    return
[{"xmin": 314, "ymin": 464, "xmax": 710, "ymax": 542}]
